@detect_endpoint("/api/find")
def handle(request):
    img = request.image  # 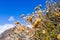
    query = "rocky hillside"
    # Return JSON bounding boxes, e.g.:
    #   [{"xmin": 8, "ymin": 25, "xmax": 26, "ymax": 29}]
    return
[{"xmin": 0, "ymin": 23, "xmax": 35, "ymax": 40}]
